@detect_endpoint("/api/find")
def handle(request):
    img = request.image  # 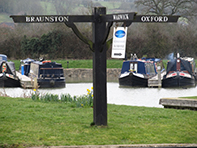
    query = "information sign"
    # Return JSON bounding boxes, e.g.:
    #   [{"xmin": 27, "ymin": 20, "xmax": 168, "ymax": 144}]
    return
[{"xmin": 111, "ymin": 27, "xmax": 128, "ymax": 59}]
